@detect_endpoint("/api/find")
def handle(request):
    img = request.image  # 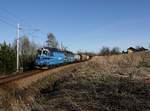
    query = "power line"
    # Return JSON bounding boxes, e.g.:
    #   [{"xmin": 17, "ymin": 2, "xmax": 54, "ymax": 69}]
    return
[
  {"xmin": 0, "ymin": 7, "xmax": 30, "ymax": 30},
  {"xmin": 0, "ymin": 15, "xmax": 18, "ymax": 24},
  {"xmin": 0, "ymin": 7, "xmax": 22, "ymax": 23},
  {"xmin": 0, "ymin": 8, "xmax": 46, "ymax": 34},
  {"xmin": 0, "ymin": 7, "xmax": 20, "ymax": 28},
  {"xmin": 0, "ymin": 7, "xmax": 47, "ymax": 39},
  {"xmin": 0, "ymin": 17, "xmax": 16, "ymax": 28}
]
